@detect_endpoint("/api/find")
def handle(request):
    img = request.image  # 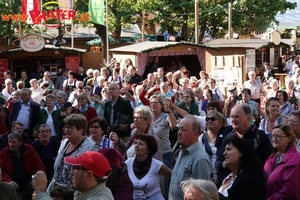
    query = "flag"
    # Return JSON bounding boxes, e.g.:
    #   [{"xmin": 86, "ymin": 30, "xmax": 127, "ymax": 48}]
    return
[
  {"xmin": 22, "ymin": 0, "xmax": 40, "ymax": 24},
  {"xmin": 59, "ymin": 0, "xmax": 73, "ymax": 25},
  {"xmin": 88, "ymin": 0, "xmax": 105, "ymax": 25}
]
